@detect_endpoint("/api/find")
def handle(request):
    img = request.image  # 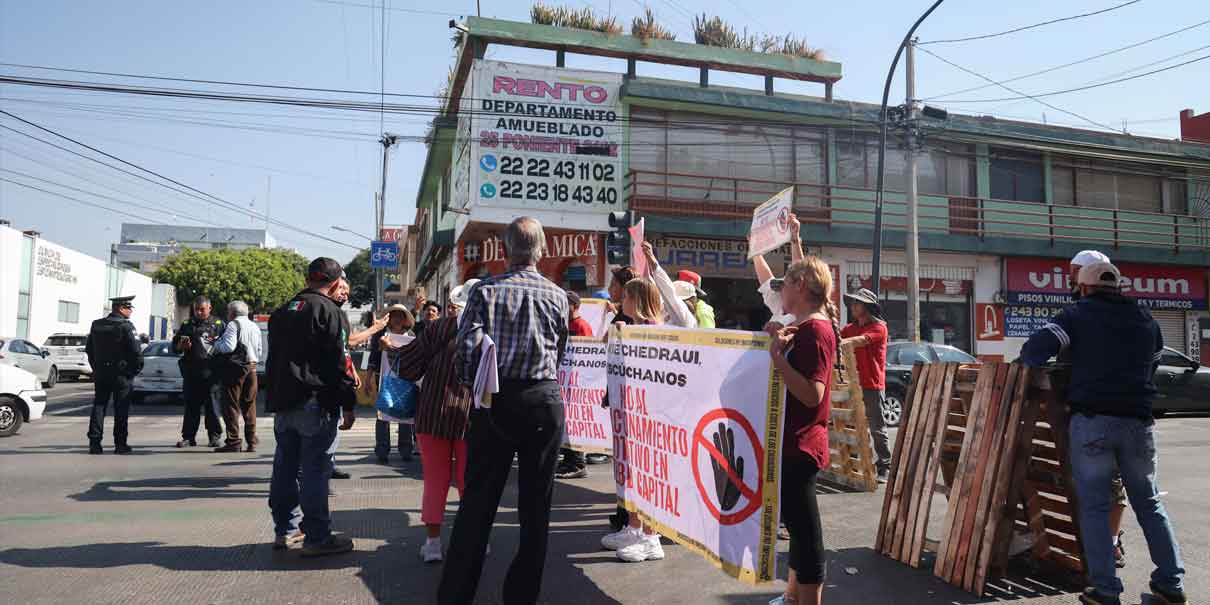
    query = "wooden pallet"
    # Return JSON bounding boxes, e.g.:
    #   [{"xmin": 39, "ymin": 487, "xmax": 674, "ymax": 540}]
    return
[
  {"xmin": 876, "ymin": 361, "xmax": 1085, "ymax": 596},
  {"xmin": 821, "ymin": 343, "xmax": 878, "ymax": 492}
]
